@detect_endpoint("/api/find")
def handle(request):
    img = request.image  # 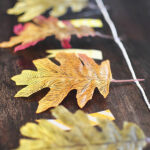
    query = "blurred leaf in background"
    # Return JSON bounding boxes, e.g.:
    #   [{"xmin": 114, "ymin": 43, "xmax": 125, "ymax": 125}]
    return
[
  {"xmin": 16, "ymin": 106, "xmax": 147, "ymax": 150},
  {"xmin": 7, "ymin": 0, "xmax": 88, "ymax": 22}
]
